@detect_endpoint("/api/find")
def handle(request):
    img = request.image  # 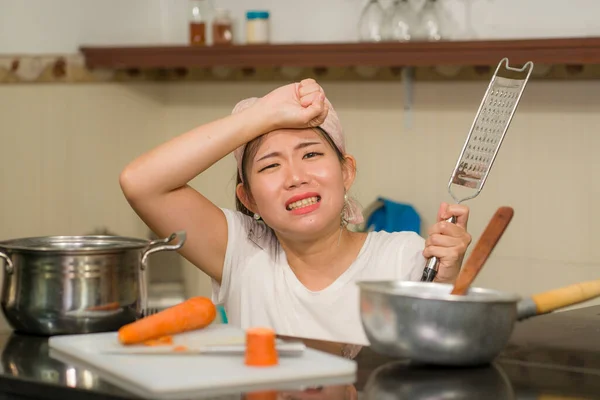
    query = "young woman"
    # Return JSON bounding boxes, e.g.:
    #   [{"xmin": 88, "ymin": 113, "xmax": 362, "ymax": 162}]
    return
[{"xmin": 119, "ymin": 79, "xmax": 472, "ymax": 353}]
